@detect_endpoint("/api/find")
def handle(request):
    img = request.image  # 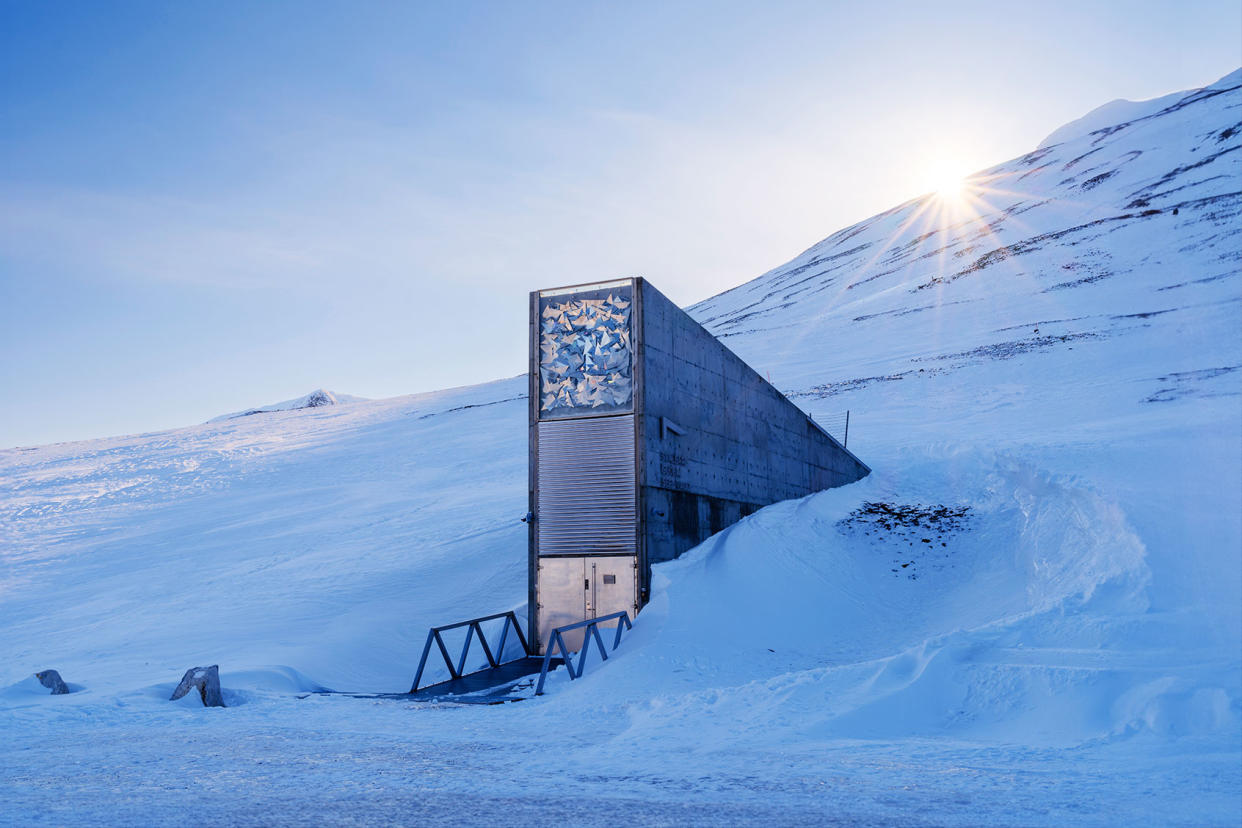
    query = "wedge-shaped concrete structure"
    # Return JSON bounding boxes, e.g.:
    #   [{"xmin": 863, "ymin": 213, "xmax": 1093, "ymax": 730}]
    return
[{"xmin": 528, "ymin": 278, "xmax": 869, "ymax": 650}]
